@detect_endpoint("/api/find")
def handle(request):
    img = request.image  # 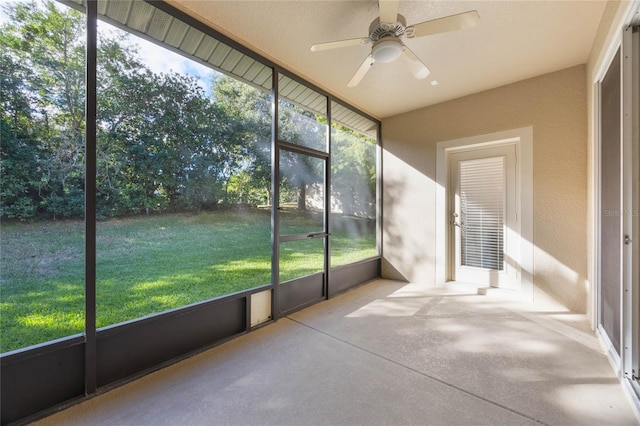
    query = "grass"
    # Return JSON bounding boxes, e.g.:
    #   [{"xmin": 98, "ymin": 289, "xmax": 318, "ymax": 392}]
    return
[{"xmin": 0, "ymin": 209, "xmax": 376, "ymax": 352}]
